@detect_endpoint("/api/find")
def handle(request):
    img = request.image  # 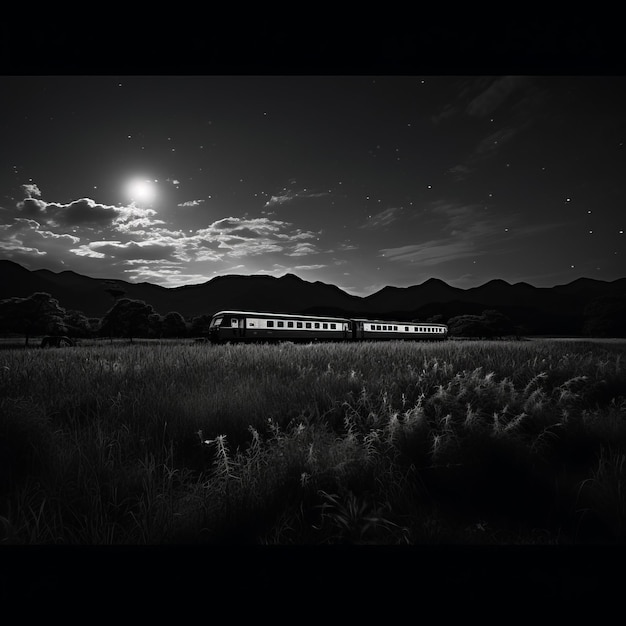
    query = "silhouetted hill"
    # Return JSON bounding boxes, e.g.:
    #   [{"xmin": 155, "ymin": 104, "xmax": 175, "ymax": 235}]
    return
[
  {"xmin": 1, "ymin": 260, "xmax": 625, "ymax": 335},
  {"xmin": 362, "ymin": 278, "xmax": 463, "ymax": 312}
]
